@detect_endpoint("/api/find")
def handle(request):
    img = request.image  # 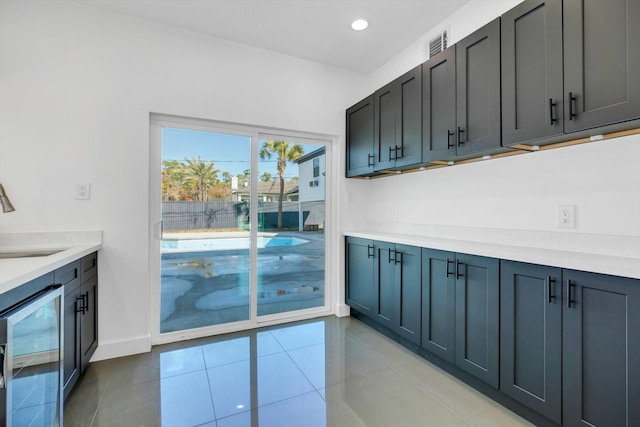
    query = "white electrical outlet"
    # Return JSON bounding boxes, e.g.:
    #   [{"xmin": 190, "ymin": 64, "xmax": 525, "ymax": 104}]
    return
[
  {"xmin": 75, "ymin": 182, "xmax": 91, "ymax": 200},
  {"xmin": 391, "ymin": 209, "xmax": 398, "ymax": 223},
  {"xmin": 557, "ymin": 205, "xmax": 575, "ymax": 229}
]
